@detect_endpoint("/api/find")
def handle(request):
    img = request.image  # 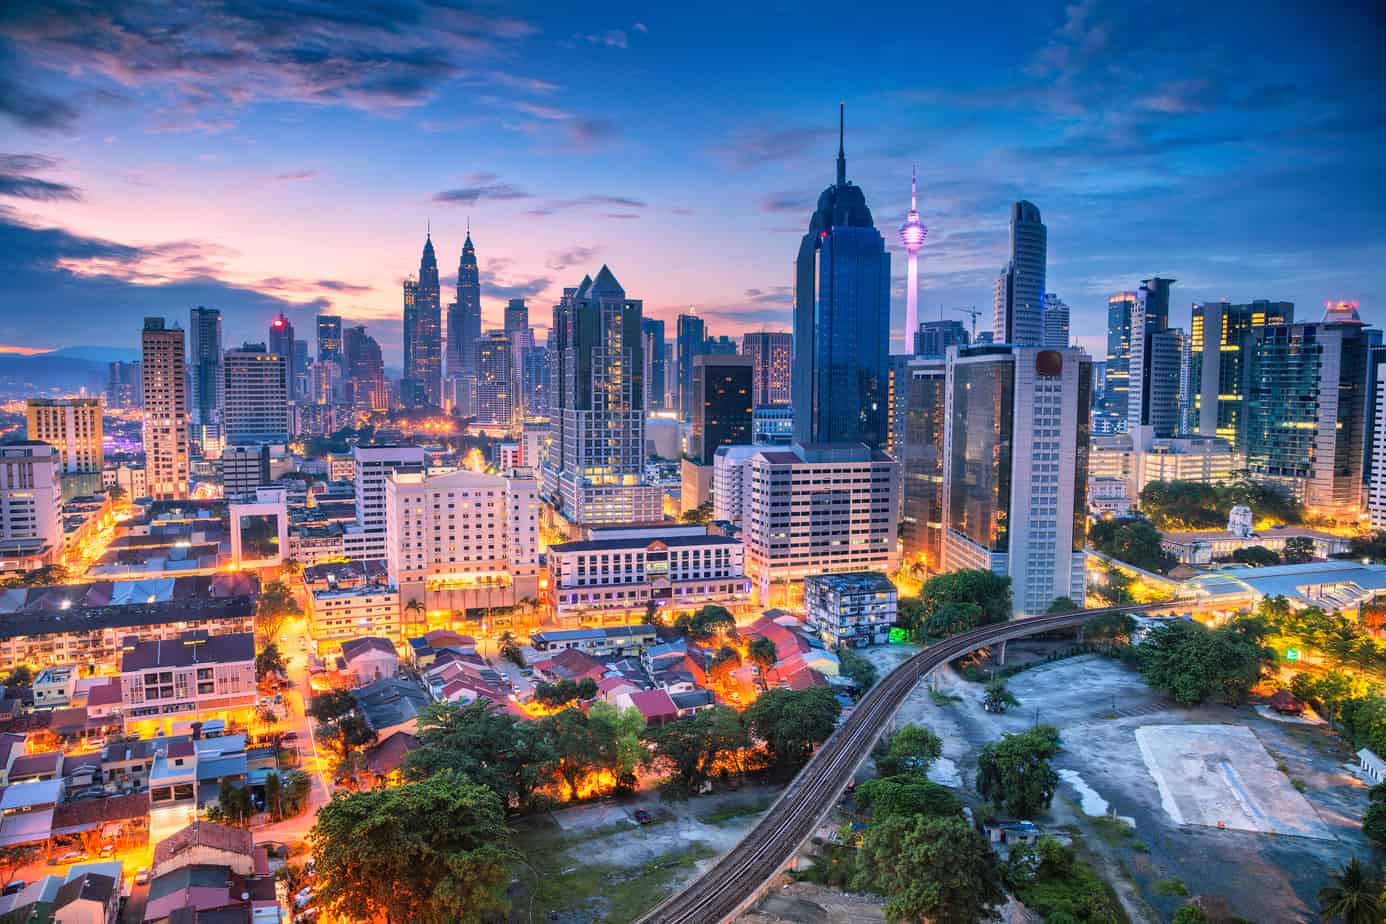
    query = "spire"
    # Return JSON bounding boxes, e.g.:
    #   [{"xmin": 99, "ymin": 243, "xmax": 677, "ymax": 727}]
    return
[
  {"xmin": 836, "ymin": 101, "xmax": 846, "ymax": 186},
  {"xmin": 911, "ymin": 163, "xmax": 917, "ymax": 211}
]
